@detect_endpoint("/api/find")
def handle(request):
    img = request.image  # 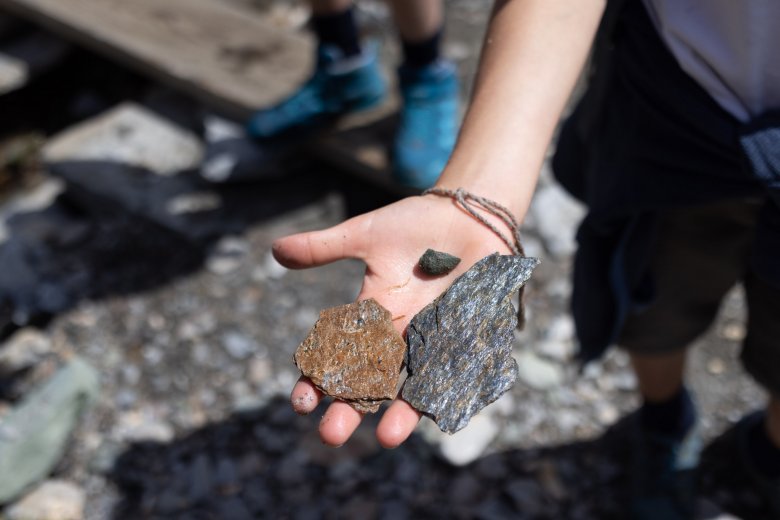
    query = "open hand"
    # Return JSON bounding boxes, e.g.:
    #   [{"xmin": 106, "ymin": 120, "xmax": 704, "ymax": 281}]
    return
[{"xmin": 272, "ymin": 194, "xmax": 514, "ymax": 448}]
